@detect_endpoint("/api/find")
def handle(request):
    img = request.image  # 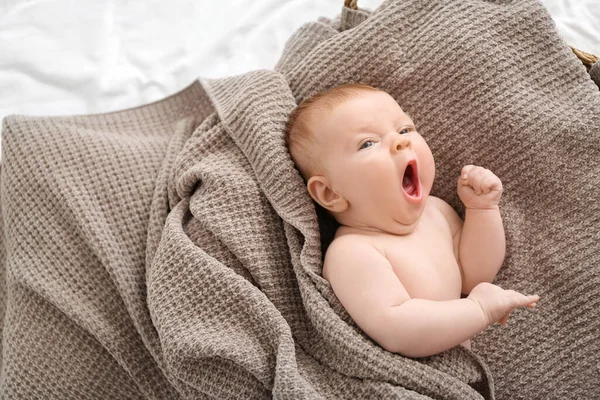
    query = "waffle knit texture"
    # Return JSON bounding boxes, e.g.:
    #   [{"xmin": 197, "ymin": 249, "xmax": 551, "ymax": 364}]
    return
[{"xmin": 1, "ymin": 1, "xmax": 599, "ymax": 399}]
